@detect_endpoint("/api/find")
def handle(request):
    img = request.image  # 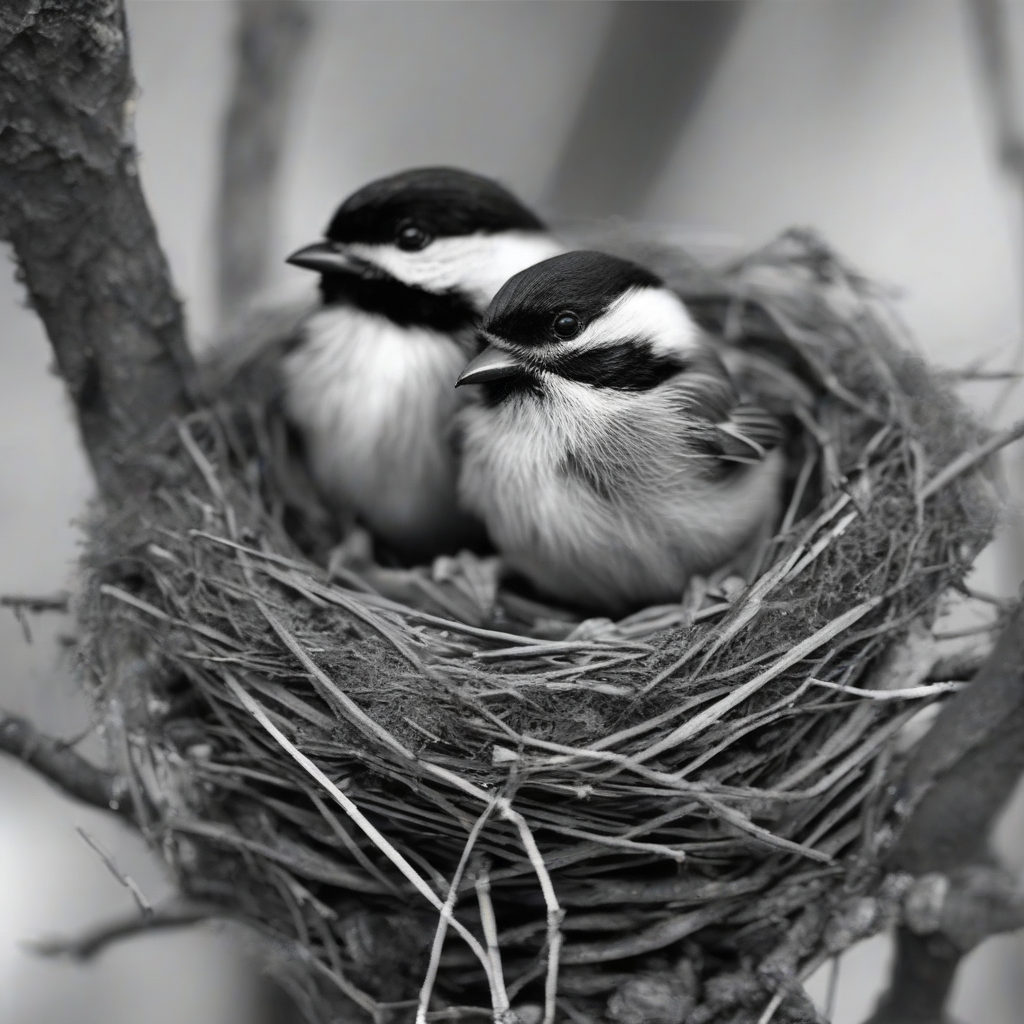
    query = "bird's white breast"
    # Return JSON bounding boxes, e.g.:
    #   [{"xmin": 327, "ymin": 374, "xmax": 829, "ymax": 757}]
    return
[
  {"xmin": 458, "ymin": 379, "xmax": 783, "ymax": 614},
  {"xmin": 283, "ymin": 306, "xmax": 470, "ymax": 553}
]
